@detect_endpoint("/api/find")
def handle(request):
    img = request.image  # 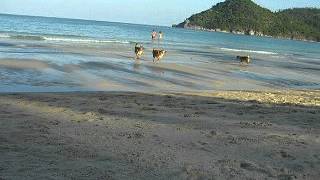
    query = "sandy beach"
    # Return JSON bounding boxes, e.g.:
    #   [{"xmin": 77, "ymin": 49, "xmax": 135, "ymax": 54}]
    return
[
  {"xmin": 1, "ymin": 13, "xmax": 320, "ymax": 180},
  {"xmin": 1, "ymin": 90, "xmax": 319, "ymax": 179}
]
